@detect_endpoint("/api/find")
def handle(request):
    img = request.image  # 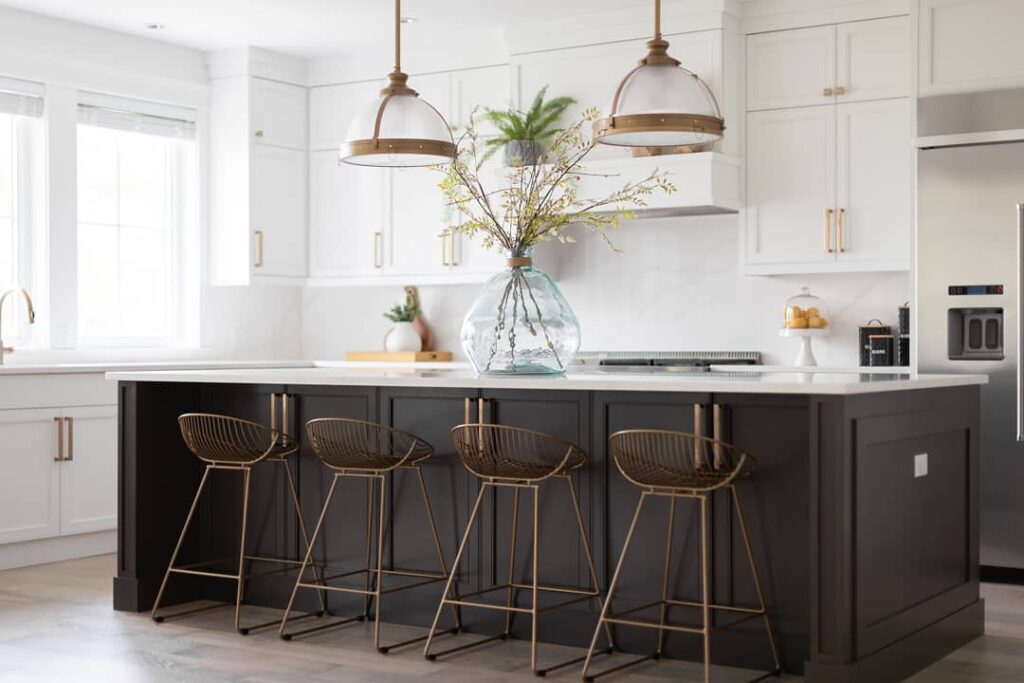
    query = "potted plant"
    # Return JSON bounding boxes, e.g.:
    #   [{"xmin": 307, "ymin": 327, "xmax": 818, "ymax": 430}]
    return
[
  {"xmin": 438, "ymin": 107, "xmax": 675, "ymax": 375},
  {"xmin": 383, "ymin": 293, "xmax": 423, "ymax": 353},
  {"xmin": 481, "ymin": 86, "xmax": 576, "ymax": 166}
]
